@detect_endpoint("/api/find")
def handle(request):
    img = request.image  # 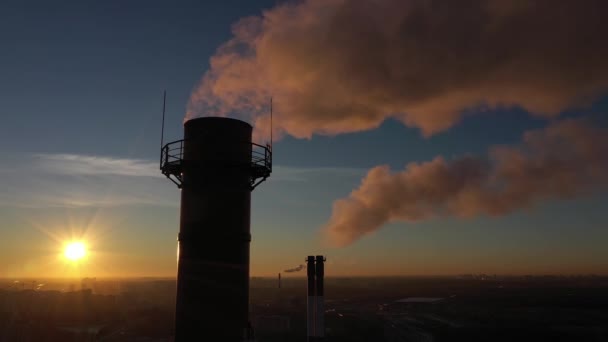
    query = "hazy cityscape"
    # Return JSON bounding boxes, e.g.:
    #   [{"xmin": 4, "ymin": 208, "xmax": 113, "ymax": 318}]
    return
[
  {"xmin": 2, "ymin": 0, "xmax": 608, "ymax": 341},
  {"xmin": 1, "ymin": 275, "xmax": 607, "ymax": 341}
]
